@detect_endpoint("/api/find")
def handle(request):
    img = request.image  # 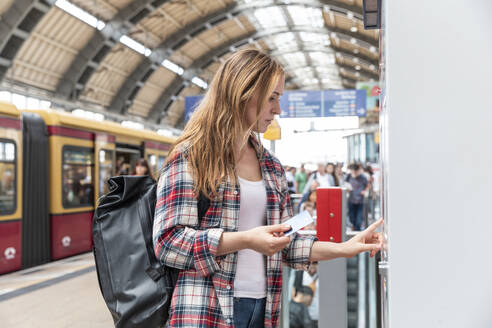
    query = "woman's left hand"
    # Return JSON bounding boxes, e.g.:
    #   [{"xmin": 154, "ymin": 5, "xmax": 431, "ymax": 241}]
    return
[{"xmin": 342, "ymin": 218, "xmax": 383, "ymax": 258}]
